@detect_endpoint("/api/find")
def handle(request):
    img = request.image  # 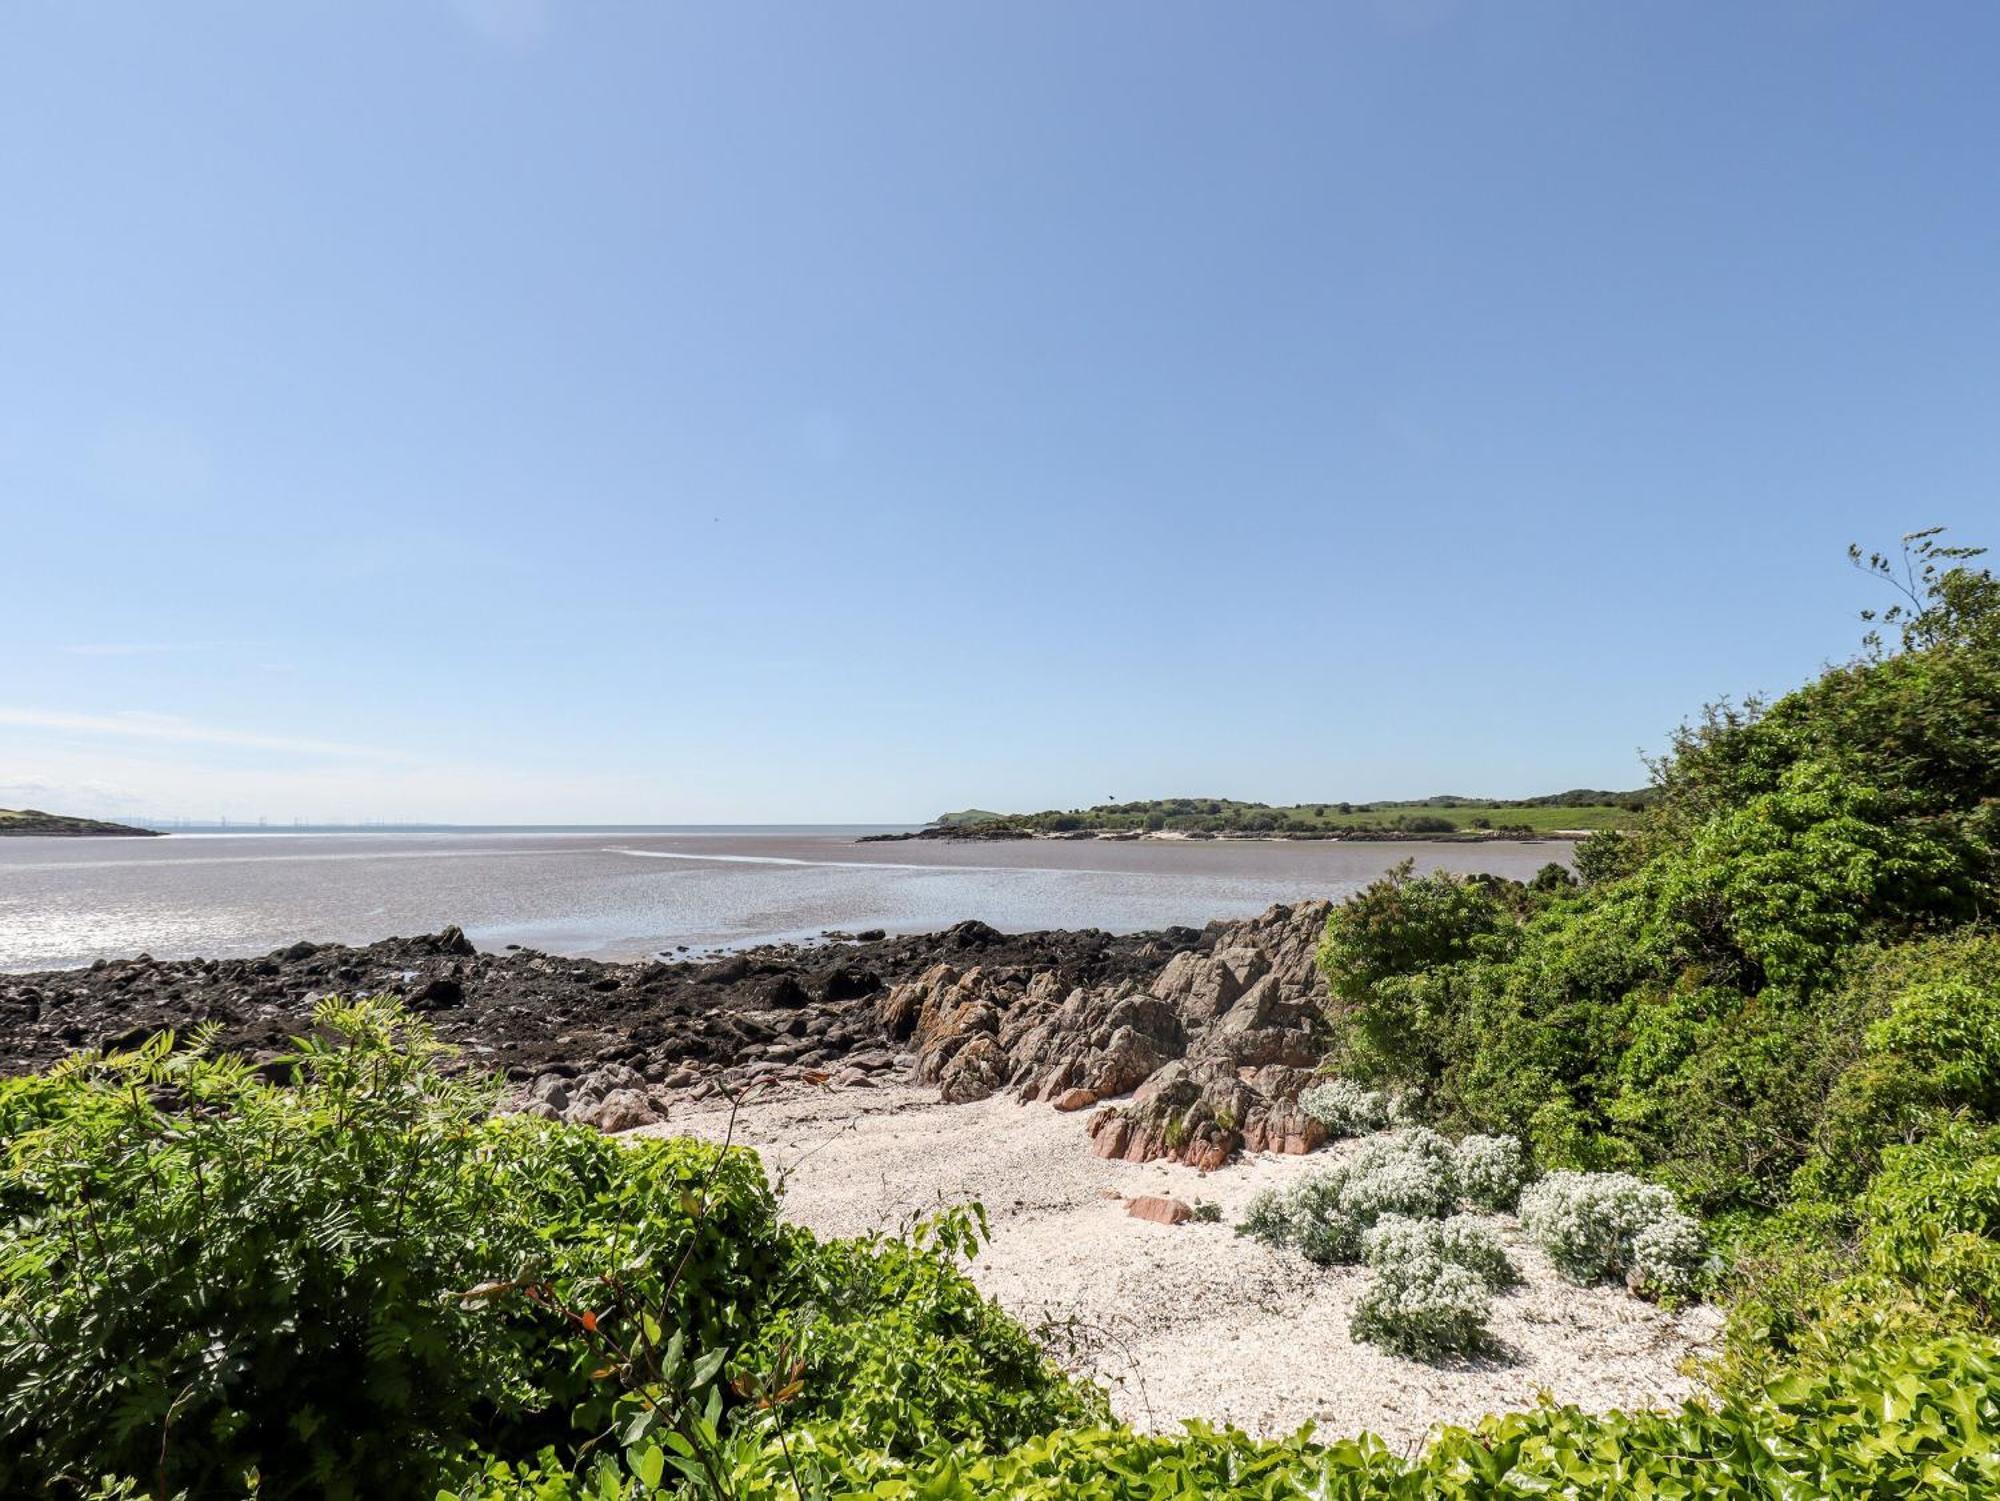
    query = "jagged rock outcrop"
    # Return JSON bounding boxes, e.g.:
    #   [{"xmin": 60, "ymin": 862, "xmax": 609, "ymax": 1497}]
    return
[{"xmin": 890, "ymin": 899, "xmax": 1334, "ymax": 1166}]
